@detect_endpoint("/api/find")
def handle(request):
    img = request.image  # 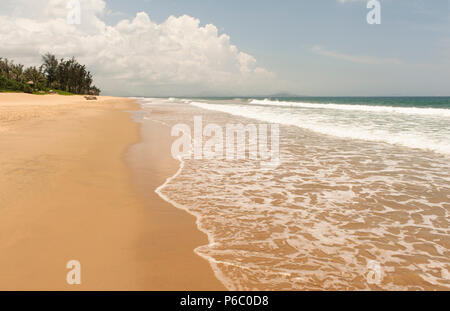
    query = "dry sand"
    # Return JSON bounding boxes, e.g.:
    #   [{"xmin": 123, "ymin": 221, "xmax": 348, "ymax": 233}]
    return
[{"xmin": 0, "ymin": 93, "xmax": 224, "ymax": 290}]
